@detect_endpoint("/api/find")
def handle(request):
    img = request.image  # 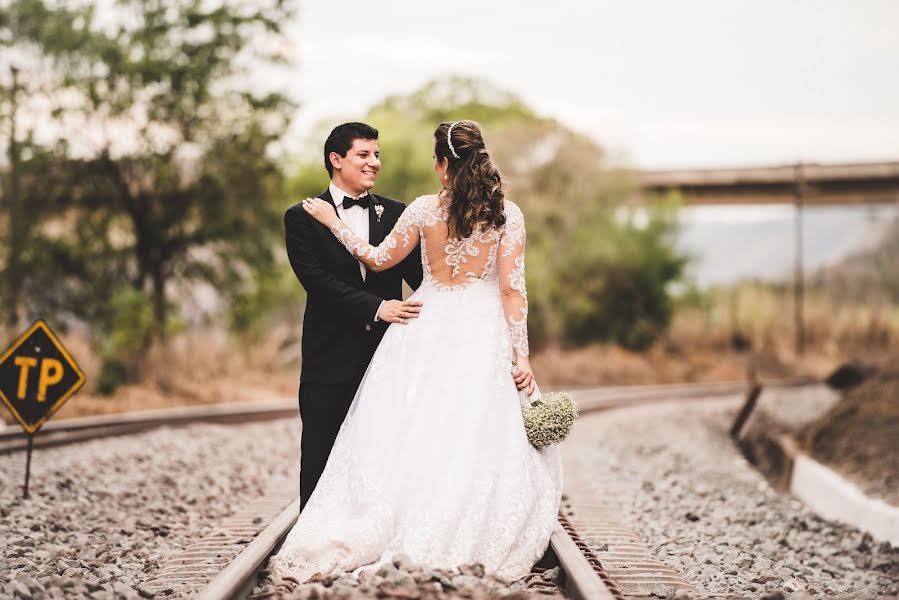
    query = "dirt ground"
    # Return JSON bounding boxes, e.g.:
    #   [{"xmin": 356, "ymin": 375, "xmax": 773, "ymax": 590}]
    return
[{"xmin": 798, "ymin": 370, "xmax": 899, "ymax": 505}]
